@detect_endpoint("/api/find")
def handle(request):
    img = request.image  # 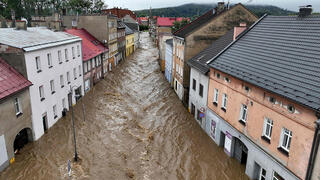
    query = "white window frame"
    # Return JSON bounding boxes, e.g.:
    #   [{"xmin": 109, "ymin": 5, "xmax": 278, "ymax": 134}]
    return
[
  {"xmin": 222, "ymin": 93, "xmax": 227, "ymax": 109},
  {"xmin": 239, "ymin": 104, "xmax": 248, "ymax": 123},
  {"xmin": 35, "ymin": 56, "xmax": 41, "ymax": 72},
  {"xmin": 259, "ymin": 167, "xmax": 266, "ymax": 180},
  {"xmin": 263, "ymin": 117, "xmax": 273, "ymax": 139},
  {"xmin": 279, "ymin": 127, "xmax": 292, "ymax": 152},
  {"xmin": 67, "ymin": 71, "xmax": 70, "ymax": 83},
  {"xmin": 58, "ymin": 50, "xmax": 62, "ymax": 64},
  {"xmin": 14, "ymin": 97, "xmax": 22, "ymax": 115},
  {"xmin": 47, "ymin": 53, "xmax": 52, "ymax": 67},
  {"xmin": 65, "ymin": 49, "xmax": 68, "ymax": 61},
  {"xmin": 213, "ymin": 88, "xmax": 219, "ymax": 103},
  {"xmin": 53, "ymin": 105, "xmax": 57, "ymax": 118},
  {"xmin": 272, "ymin": 171, "xmax": 284, "ymax": 180},
  {"xmin": 60, "ymin": 75, "xmax": 64, "ymax": 87},
  {"xmin": 50, "ymin": 80, "xmax": 55, "ymax": 93},
  {"xmin": 39, "ymin": 85, "xmax": 45, "ymax": 100},
  {"xmin": 73, "ymin": 68, "xmax": 77, "ymax": 79}
]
